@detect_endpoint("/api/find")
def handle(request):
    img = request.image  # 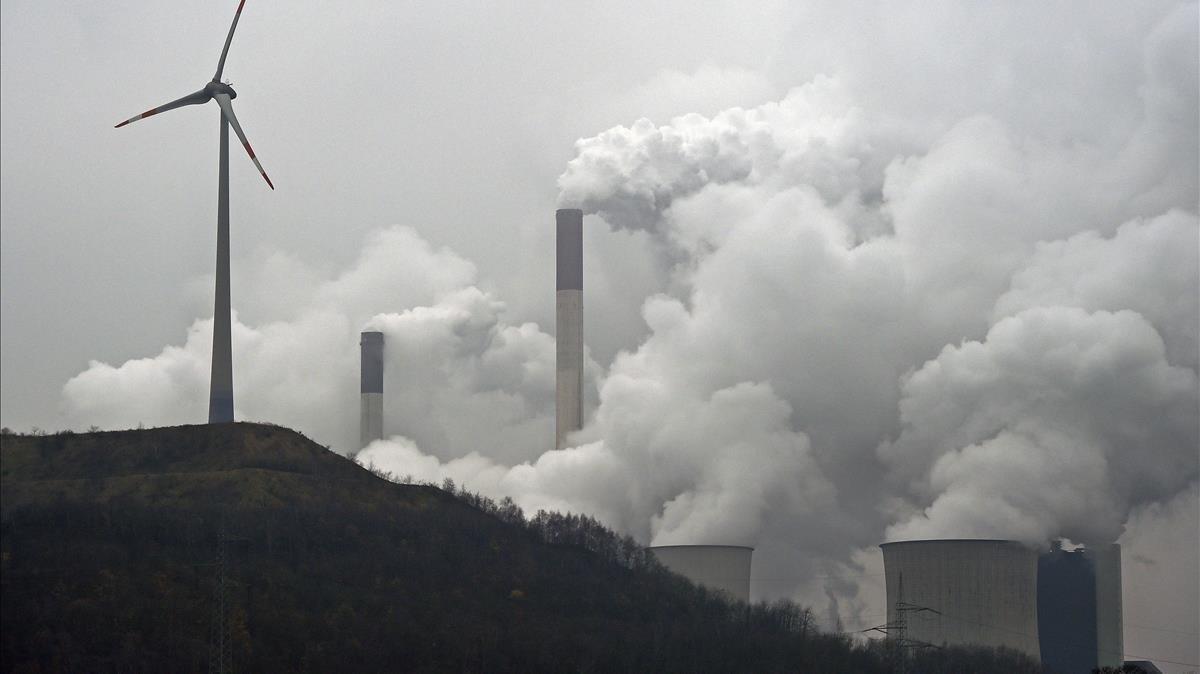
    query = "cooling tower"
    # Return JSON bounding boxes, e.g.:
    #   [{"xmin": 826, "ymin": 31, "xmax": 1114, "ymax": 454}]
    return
[
  {"xmin": 649, "ymin": 545, "xmax": 753, "ymax": 602},
  {"xmin": 880, "ymin": 539, "xmax": 1040, "ymax": 659},
  {"xmin": 1091, "ymin": 545, "xmax": 1124, "ymax": 670},
  {"xmin": 360, "ymin": 331, "xmax": 384, "ymax": 448},
  {"xmin": 1038, "ymin": 543, "xmax": 1124, "ymax": 673},
  {"xmin": 556, "ymin": 208, "xmax": 584, "ymax": 450}
]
